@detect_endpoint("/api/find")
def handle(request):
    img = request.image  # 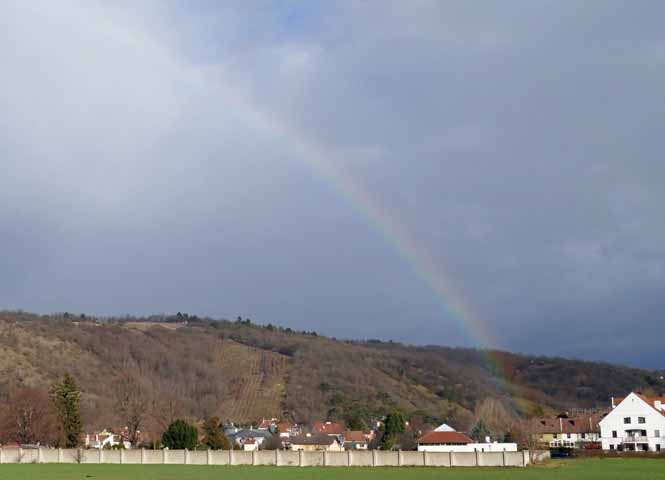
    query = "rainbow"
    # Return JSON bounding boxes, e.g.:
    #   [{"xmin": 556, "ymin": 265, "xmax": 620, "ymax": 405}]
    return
[{"xmin": 218, "ymin": 79, "xmax": 504, "ymax": 361}]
